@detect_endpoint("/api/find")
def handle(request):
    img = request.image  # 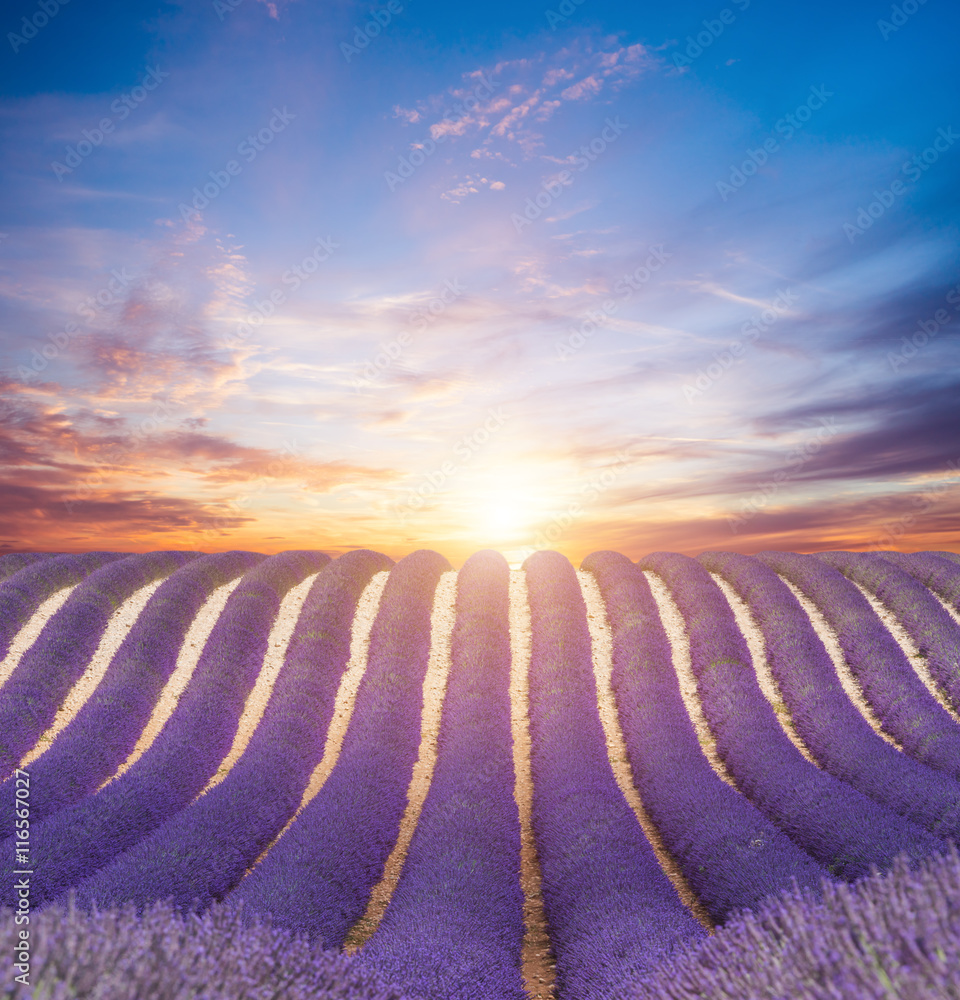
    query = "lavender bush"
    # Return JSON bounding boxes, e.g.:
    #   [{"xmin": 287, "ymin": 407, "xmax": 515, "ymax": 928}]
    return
[
  {"xmin": 73, "ymin": 550, "xmax": 392, "ymax": 914},
  {"xmin": 0, "ymin": 551, "xmax": 328, "ymax": 909},
  {"xmin": 0, "ymin": 552, "xmax": 58, "ymax": 584},
  {"xmin": 230, "ymin": 549, "xmax": 451, "ymax": 948},
  {"xmin": 0, "ymin": 551, "xmax": 263, "ymax": 838},
  {"xmin": 0, "ymin": 896, "xmax": 416, "ymax": 1000},
  {"xmin": 629, "ymin": 844, "xmax": 960, "ymax": 1000},
  {"xmin": 358, "ymin": 549, "xmax": 525, "ymax": 1000},
  {"xmin": 758, "ymin": 550, "xmax": 960, "ymax": 781},
  {"xmin": 881, "ymin": 550, "xmax": 960, "ymax": 610},
  {"xmin": 523, "ymin": 550, "xmax": 708, "ymax": 999},
  {"xmin": 0, "ymin": 551, "xmax": 198, "ymax": 778},
  {"xmin": 639, "ymin": 552, "xmax": 945, "ymax": 879},
  {"xmin": 582, "ymin": 550, "xmax": 828, "ymax": 923},
  {"xmin": 701, "ymin": 550, "xmax": 960, "ymax": 845}
]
